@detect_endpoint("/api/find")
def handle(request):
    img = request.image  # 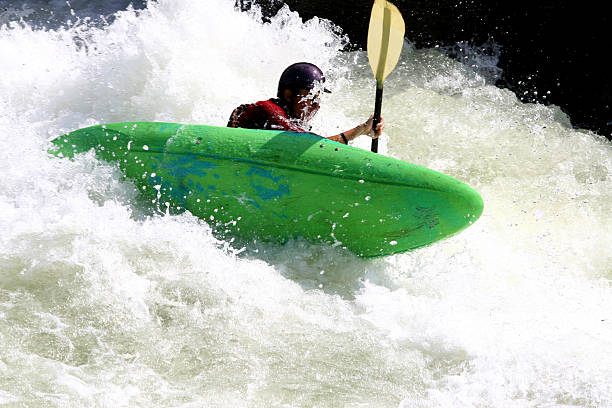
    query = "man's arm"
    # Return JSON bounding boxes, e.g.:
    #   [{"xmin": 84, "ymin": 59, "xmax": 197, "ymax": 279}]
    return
[{"xmin": 327, "ymin": 116, "xmax": 385, "ymax": 144}]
